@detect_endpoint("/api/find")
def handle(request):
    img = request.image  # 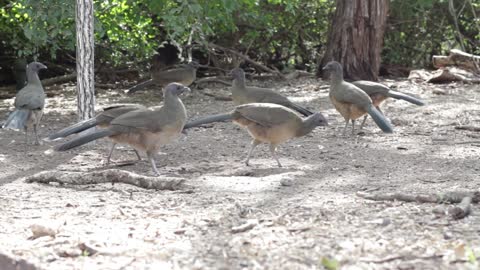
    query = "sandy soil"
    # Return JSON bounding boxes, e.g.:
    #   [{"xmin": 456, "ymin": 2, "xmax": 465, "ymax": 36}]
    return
[{"xmin": 0, "ymin": 76, "xmax": 479, "ymax": 270}]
